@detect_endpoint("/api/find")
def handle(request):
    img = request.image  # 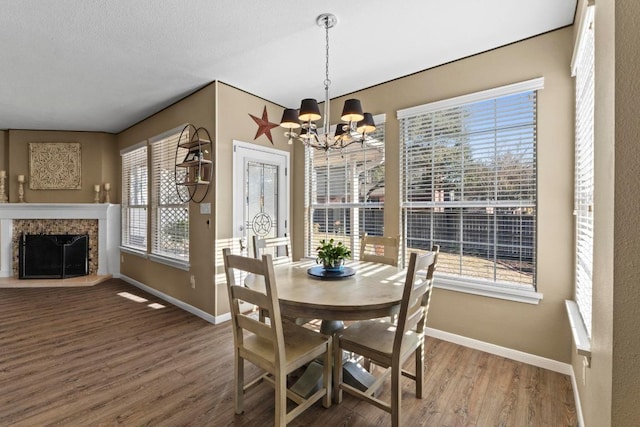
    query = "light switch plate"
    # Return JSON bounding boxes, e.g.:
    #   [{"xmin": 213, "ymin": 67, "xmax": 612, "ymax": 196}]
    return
[{"xmin": 200, "ymin": 202, "xmax": 211, "ymax": 214}]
